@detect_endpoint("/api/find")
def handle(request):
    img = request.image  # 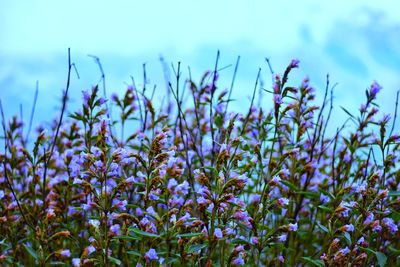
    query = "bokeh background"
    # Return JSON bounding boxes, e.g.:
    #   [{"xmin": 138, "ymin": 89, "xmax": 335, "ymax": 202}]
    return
[{"xmin": 1, "ymin": 0, "xmax": 400, "ymax": 133}]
